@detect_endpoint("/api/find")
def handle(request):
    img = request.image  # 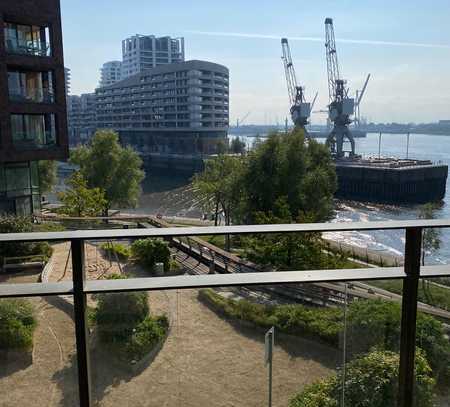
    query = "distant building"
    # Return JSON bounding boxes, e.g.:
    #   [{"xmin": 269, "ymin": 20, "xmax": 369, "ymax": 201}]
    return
[
  {"xmin": 121, "ymin": 35, "xmax": 184, "ymax": 78},
  {"xmin": 98, "ymin": 60, "xmax": 122, "ymax": 88},
  {"xmin": 65, "ymin": 67, "xmax": 71, "ymax": 95},
  {"xmin": 0, "ymin": 0, "xmax": 69, "ymax": 214},
  {"xmin": 67, "ymin": 93, "xmax": 97, "ymax": 145},
  {"xmin": 438, "ymin": 120, "xmax": 450, "ymax": 126},
  {"xmin": 96, "ymin": 60, "xmax": 229, "ymax": 155}
]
